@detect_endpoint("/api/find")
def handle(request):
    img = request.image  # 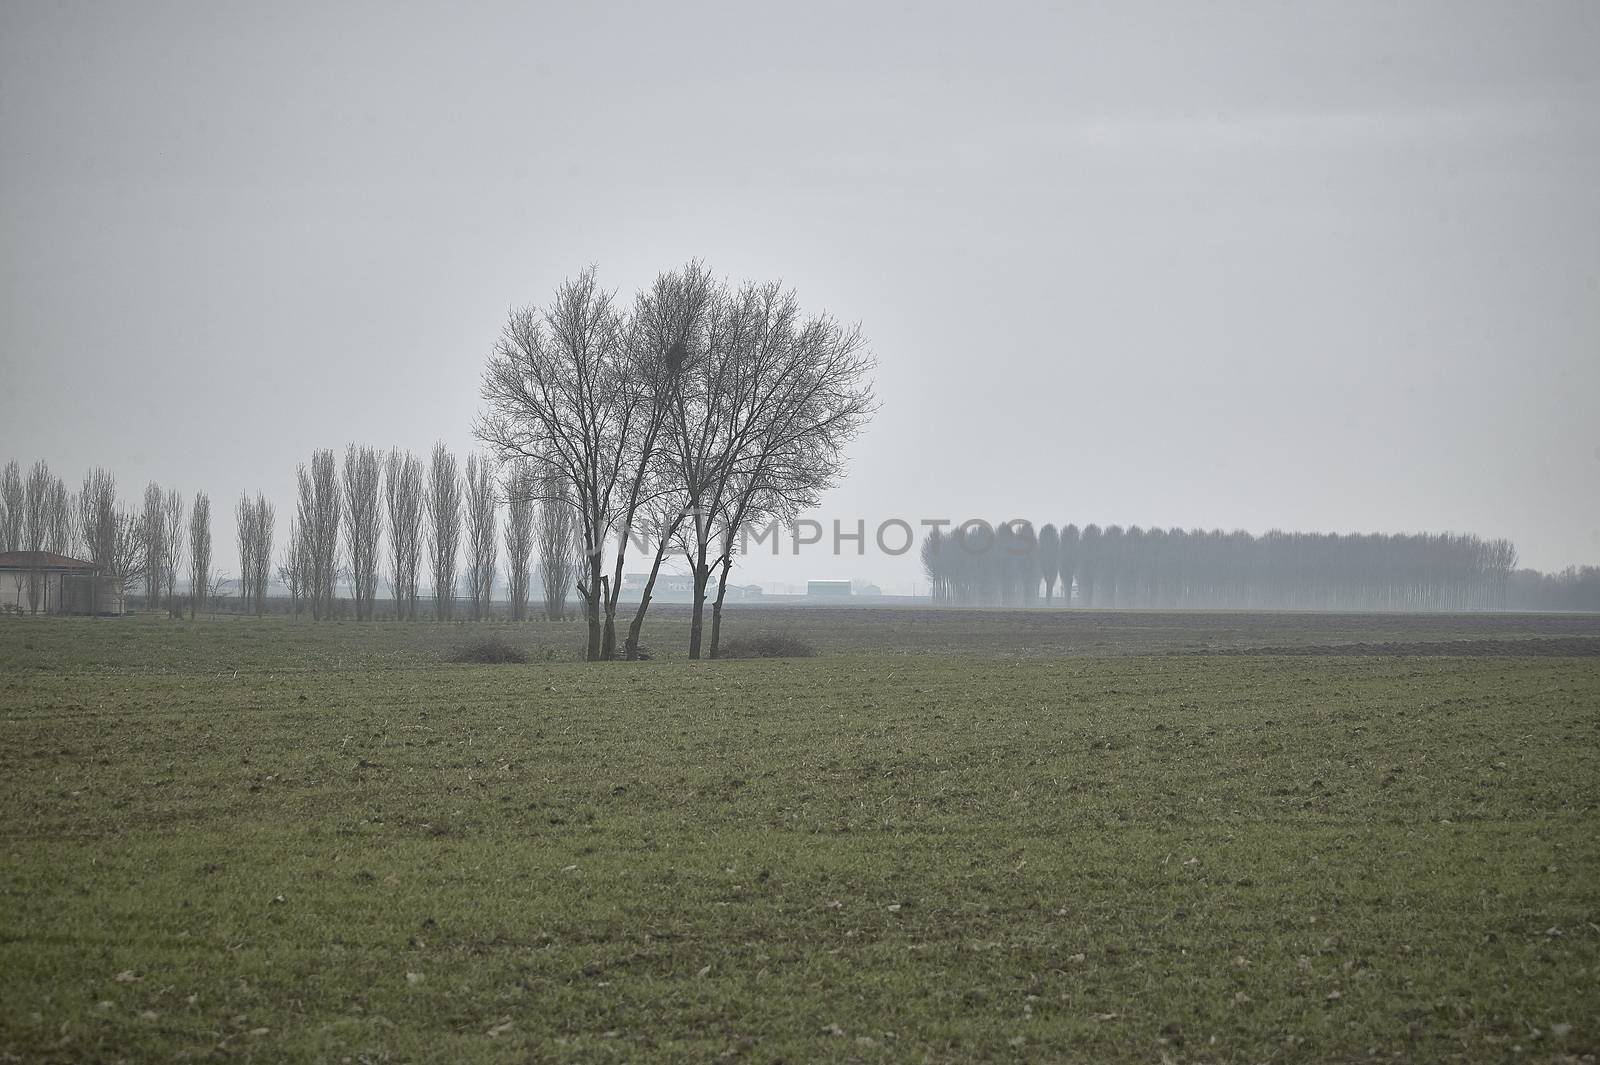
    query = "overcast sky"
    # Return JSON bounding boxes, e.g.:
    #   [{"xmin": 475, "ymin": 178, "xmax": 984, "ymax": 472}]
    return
[{"xmin": 3, "ymin": 0, "xmax": 1597, "ymax": 593}]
